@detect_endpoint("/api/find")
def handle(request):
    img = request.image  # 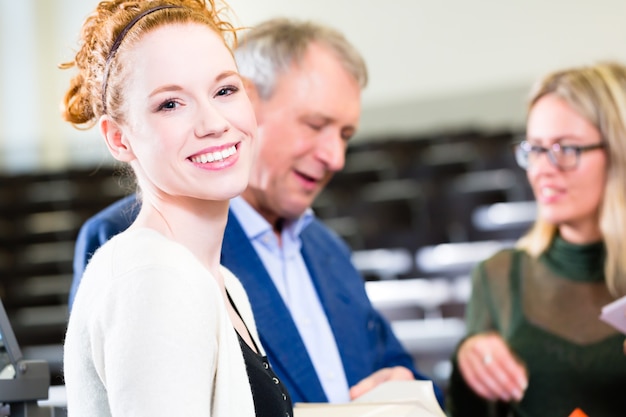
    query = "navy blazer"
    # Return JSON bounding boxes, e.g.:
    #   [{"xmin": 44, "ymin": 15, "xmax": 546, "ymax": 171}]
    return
[{"xmin": 71, "ymin": 194, "xmax": 444, "ymax": 406}]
